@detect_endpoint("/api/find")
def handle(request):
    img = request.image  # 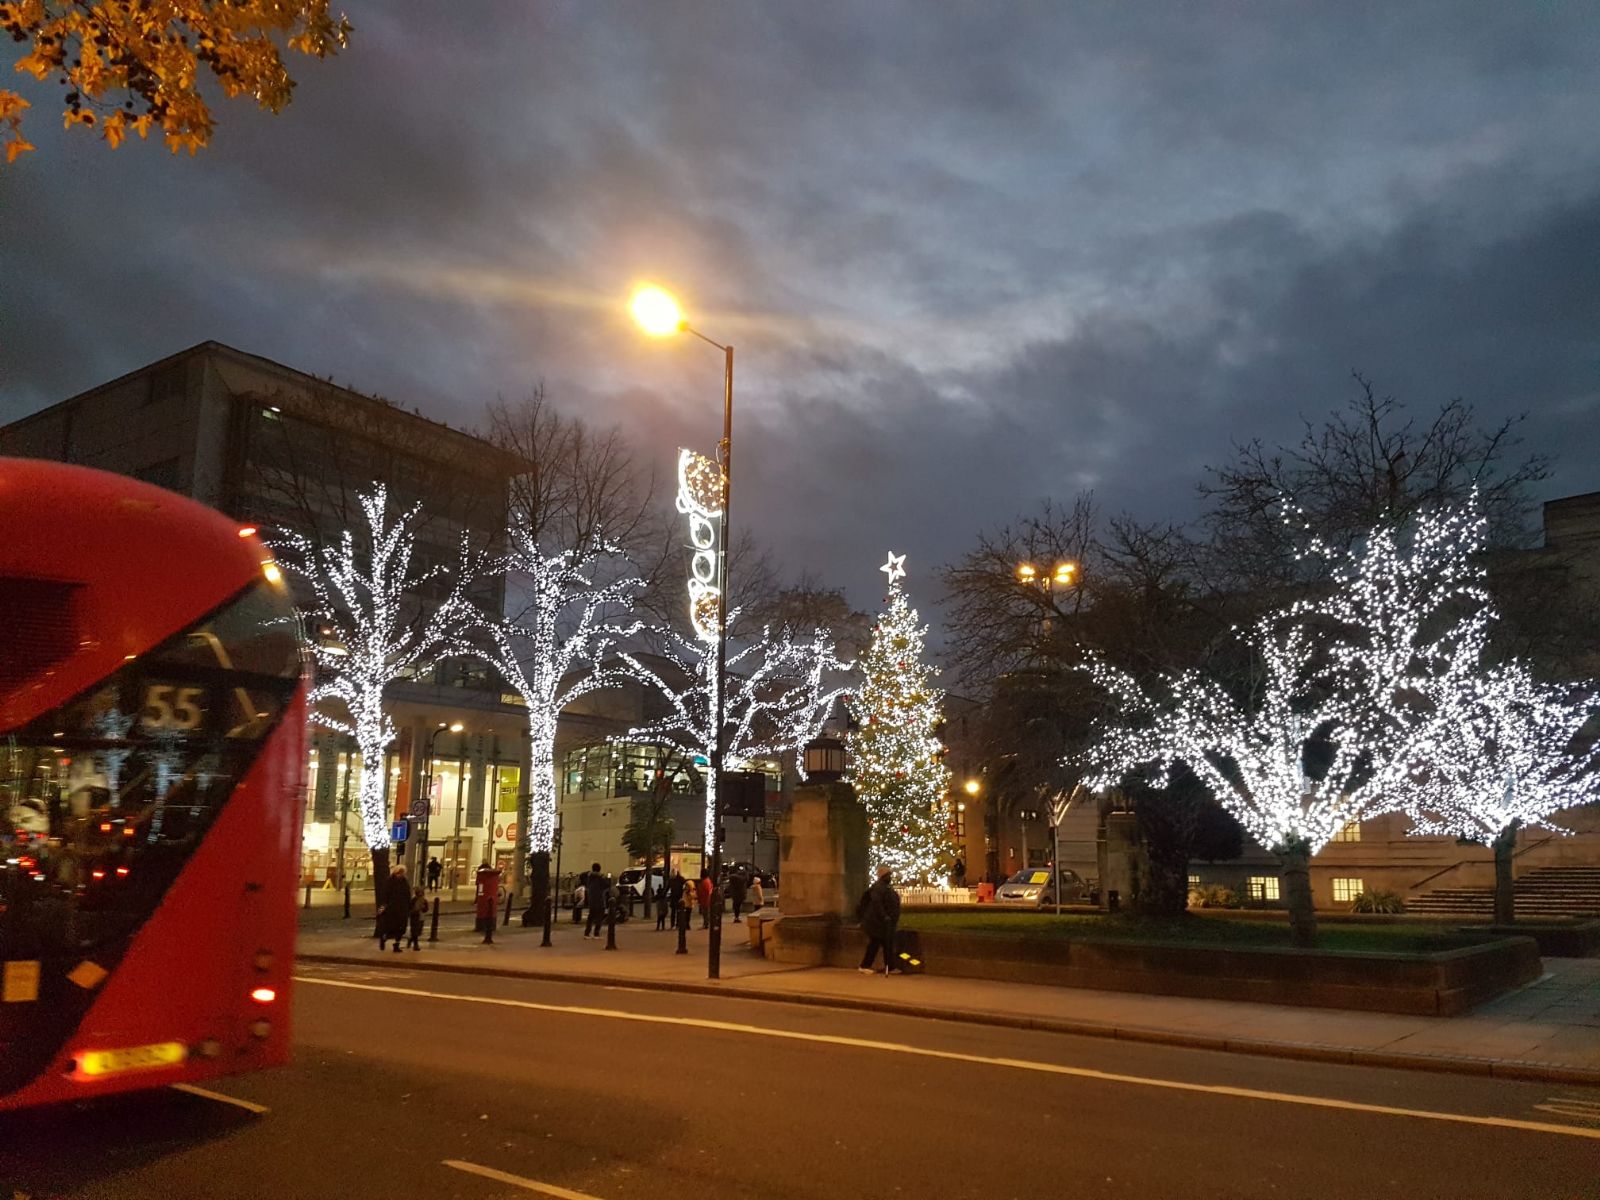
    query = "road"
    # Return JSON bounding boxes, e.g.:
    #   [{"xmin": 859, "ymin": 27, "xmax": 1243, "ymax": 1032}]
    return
[{"xmin": 4, "ymin": 961, "xmax": 1599, "ymax": 1198}]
